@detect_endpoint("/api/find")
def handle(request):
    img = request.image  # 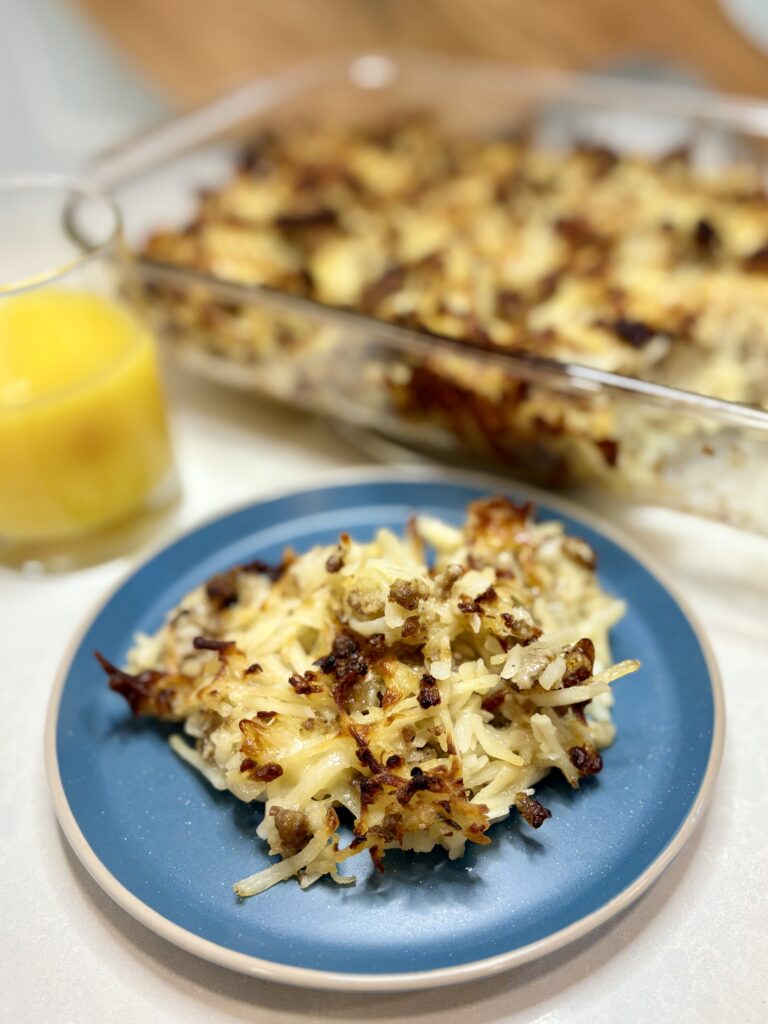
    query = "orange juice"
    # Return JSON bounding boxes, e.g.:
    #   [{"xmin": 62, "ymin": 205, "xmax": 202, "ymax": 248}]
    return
[{"xmin": 0, "ymin": 290, "xmax": 173, "ymax": 541}]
